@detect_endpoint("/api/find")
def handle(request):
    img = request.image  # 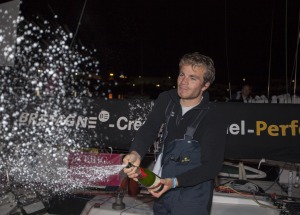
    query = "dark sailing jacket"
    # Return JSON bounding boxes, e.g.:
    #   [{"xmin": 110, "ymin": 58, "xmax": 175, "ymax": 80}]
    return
[{"xmin": 130, "ymin": 89, "xmax": 228, "ymax": 187}]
